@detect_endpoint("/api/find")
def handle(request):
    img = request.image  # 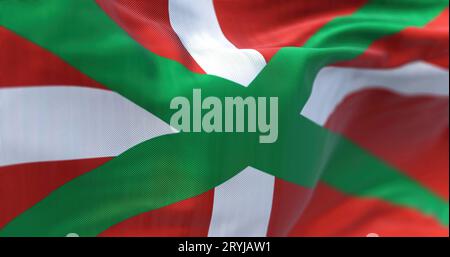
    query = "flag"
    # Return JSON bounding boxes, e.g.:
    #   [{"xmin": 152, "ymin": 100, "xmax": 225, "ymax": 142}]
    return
[{"xmin": 0, "ymin": 0, "xmax": 448, "ymax": 237}]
